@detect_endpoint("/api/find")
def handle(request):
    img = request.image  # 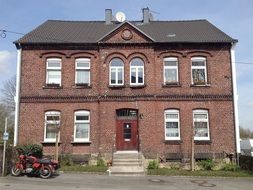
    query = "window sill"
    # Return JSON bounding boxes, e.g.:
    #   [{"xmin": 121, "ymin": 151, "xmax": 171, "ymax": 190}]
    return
[
  {"xmin": 108, "ymin": 85, "xmax": 125, "ymax": 89},
  {"xmin": 71, "ymin": 141, "xmax": 92, "ymax": 144},
  {"xmin": 130, "ymin": 84, "xmax": 146, "ymax": 89},
  {"xmin": 41, "ymin": 141, "xmax": 62, "ymax": 144},
  {"xmin": 43, "ymin": 84, "xmax": 62, "ymax": 89},
  {"xmin": 164, "ymin": 140, "xmax": 183, "ymax": 145},
  {"xmin": 190, "ymin": 84, "xmax": 211, "ymax": 87},
  {"xmin": 194, "ymin": 140, "xmax": 212, "ymax": 145},
  {"xmin": 162, "ymin": 83, "xmax": 181, "ymax": 88},
  {"xmin": 72, "ymin": 84, "xmax": 92, "ymax": 89}
]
